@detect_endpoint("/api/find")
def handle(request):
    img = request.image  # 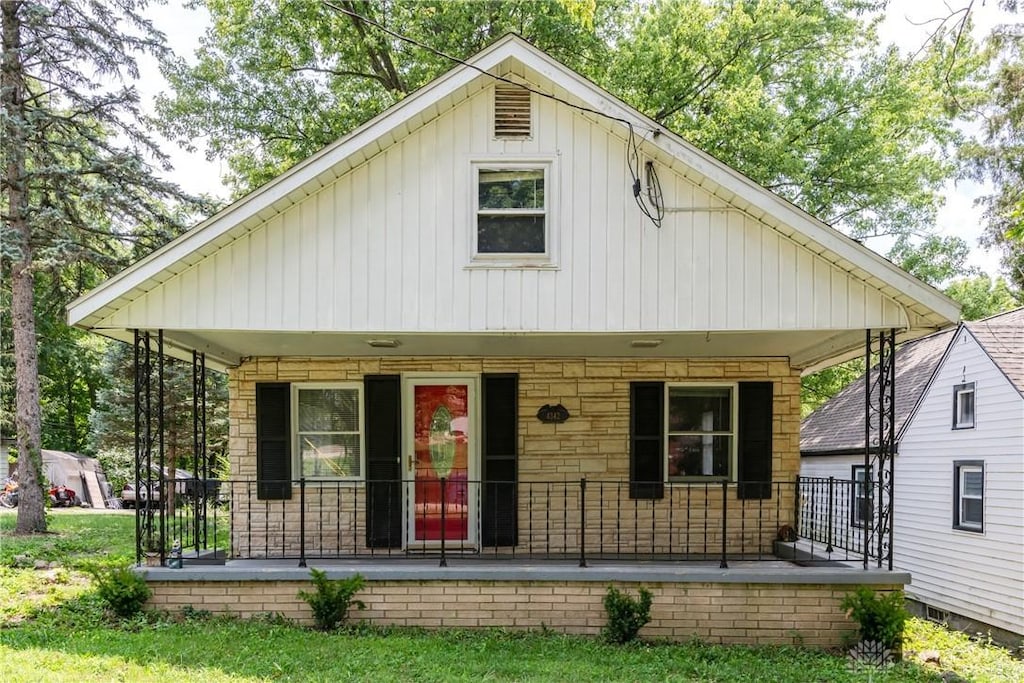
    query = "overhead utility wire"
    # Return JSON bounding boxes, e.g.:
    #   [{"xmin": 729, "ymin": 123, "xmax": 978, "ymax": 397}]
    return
[{"xmin": 321, "ymin": 0, "xmax": 664, "ymax": 228}]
